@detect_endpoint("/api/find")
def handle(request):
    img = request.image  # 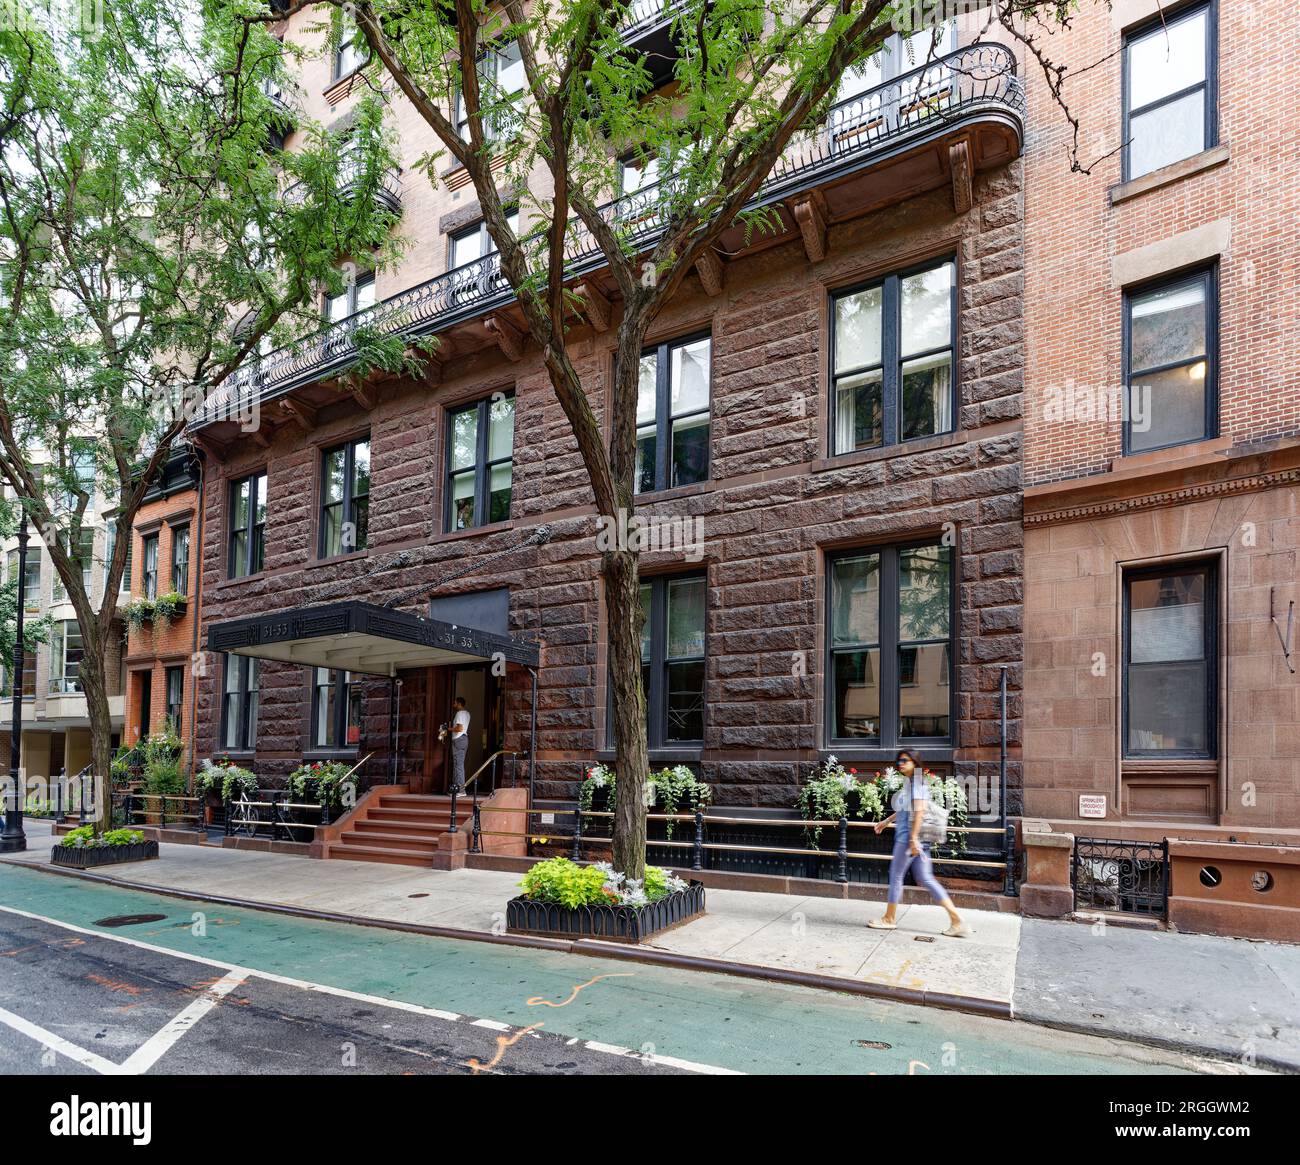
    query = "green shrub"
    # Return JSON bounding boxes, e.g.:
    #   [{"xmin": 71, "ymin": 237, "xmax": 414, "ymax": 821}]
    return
[
  {"xmin": 59, "ymin": 826, "xmax": 145, "ymax": 849},
  {"xmin": 519, "ymin": 857, "xmax": 688, "ymax": 909},
  {"xmin": 195, "ymin": 757, "xmax": 257, "ymax": 802},
  {"xmin": 288, "ymin": 760, "xmax": 359, "ymax": 811}
]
